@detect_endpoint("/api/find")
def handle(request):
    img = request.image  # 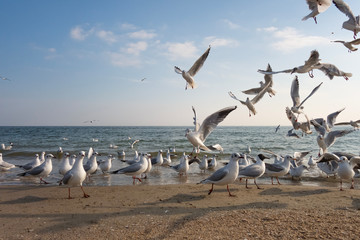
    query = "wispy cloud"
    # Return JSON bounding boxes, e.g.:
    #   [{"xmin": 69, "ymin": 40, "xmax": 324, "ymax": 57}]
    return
[
  {"xmin": 163, "ymin": 42, "xmax": 198, "ymax": 60},
  {"xmin": 203, "ymin": 36, "xmax": 239, "ymax": 48},
  {"xmin": 96, "ymin": 30, "xmax": 117, "ymax": 44},
  {"xmin": 107, "ymin": 52, "xmax": 141, "ymax": 67},
  {"xmin": 258, "ymin": 26, "xmax": 331, "ymax": 53},
  {"xmin": 222, "ymin": 19, "xmax": 240, "ymax": 29},
  {"xmin": 122, "ymin": 41, "xmax": 148, "ymax": 56},
  {"xmin": 128, "ymin": 30, "xmax": 157, "ymax": 39},
  {"xmin": 70, "ymin": 25, "xmax": 94, "ymax": 41}
]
